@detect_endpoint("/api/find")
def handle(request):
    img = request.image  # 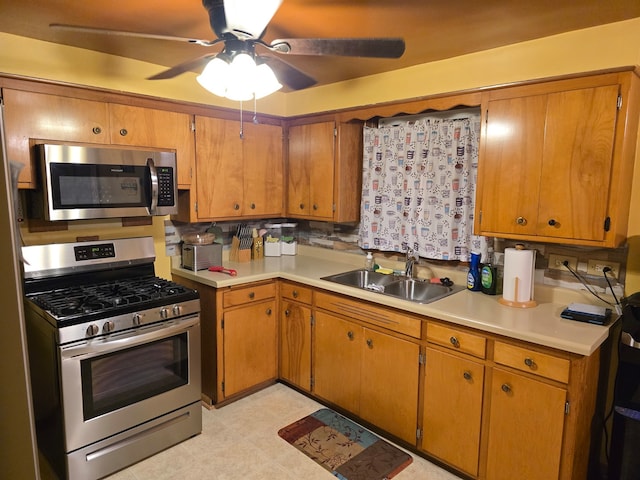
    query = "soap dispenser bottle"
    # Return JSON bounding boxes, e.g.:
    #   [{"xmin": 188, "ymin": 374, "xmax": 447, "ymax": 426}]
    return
[
  {"xmin": 467, "ymin": 252, "xmax": 482, "ymax": 291},
  {"xmin": 364, "ymin": 252, "xmax": 375, "ymax": 271}
]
